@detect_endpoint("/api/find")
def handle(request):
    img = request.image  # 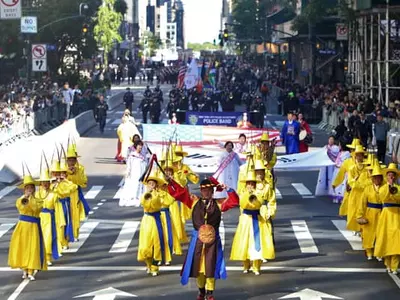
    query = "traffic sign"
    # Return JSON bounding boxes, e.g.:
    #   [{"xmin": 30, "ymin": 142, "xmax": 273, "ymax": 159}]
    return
[
  {"xmin": 336, "ymin": 23, "xmax": 348, "ymax": 41},
  {"xmin": 21, "ymin": 16, "xmax": 37, "ymax": 33},
  {"xmin": 0, "ymin": 0, "xmax": 21, "ymax": 19},
  {"xmin": 32, "ymin": 44, "xmax": 47, "ymax": 72}
]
